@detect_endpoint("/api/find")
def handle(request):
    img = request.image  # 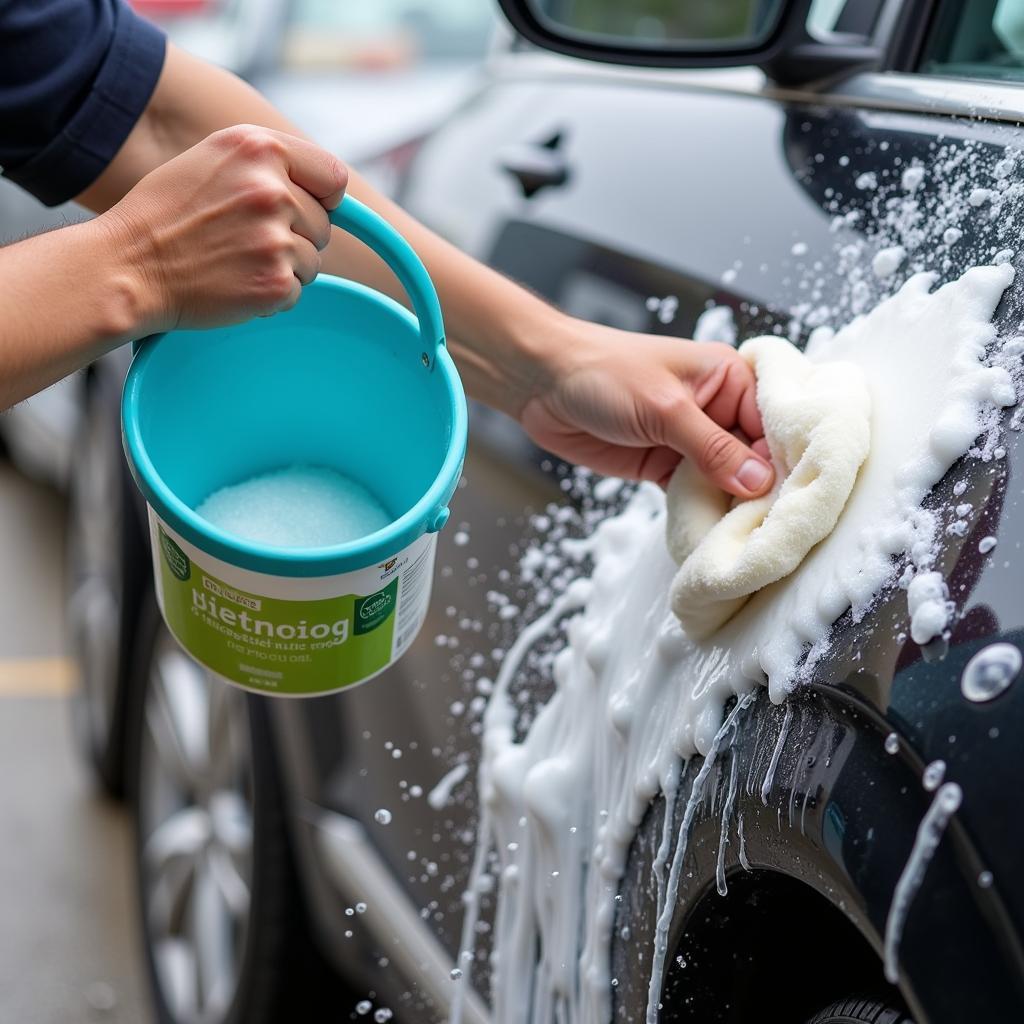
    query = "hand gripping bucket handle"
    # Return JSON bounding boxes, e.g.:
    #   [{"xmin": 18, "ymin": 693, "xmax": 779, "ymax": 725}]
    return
[
  {"xmin": 123, "ymin": 195, "xmax": 466, "ymax": 696},
  {"xmin": 132, "ymin": 195, "xmax": 446, "ymax": 362},
  {"xmin": 329, "ymin": 196, "xmax": 445, "ymax": 367}
]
